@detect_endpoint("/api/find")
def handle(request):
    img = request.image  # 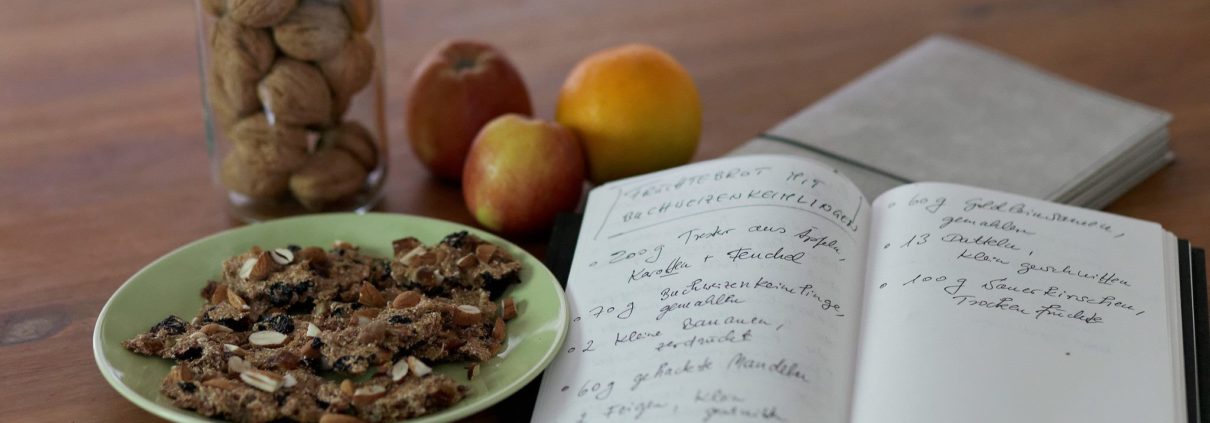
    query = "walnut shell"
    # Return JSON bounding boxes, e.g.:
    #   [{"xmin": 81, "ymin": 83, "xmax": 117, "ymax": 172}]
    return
[
  {"xmin": 319, "ymin": 34, "xmax": 374, "ymax": 120},
  {"xmin": 342, "ymin": 0, "xmax": 373, "ymax": 32},
  {"xmin": 273, "ymin": 1, "xmax": 350, "ymax": 61},
  {"xmin": 229, "ymin": 113, "xmax": 310, "ymax": 173},
  {"xmin": 319, "ymin": 121, "xmax": 377, "ymax": 170},
  {"xmin": 257, "ymin": 58, "xmax": 332, "ymax": 127},
  {"xmin": 289, "ymin": 148, "xmax": 367, "ymax": 211},
  {"xmin": 207, "ymin": 70, "xmax": 248, "ymax": 132},
  {"xmin": 220, "ymin": 152, "xmax": 290, "ymax": 199},
  {"xmin": 209, "ymin": 17, "xmax": 275, "ymax": 116},
  {"xmin": 228, "ymin": 0, "xmax": 299, "ymax": 28},
  {"xmin": 202, "ymin": 0, "xmax": 226, "ymax": 16}
]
